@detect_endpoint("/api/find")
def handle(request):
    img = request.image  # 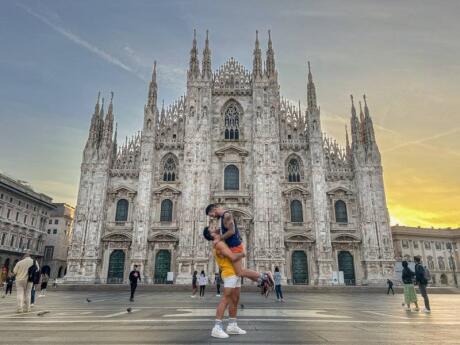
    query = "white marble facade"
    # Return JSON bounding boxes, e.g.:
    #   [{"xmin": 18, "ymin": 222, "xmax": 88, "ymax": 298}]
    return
[{"xmin": 66, "ymin": 31, "xmax": 394, "ymax": 285}]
